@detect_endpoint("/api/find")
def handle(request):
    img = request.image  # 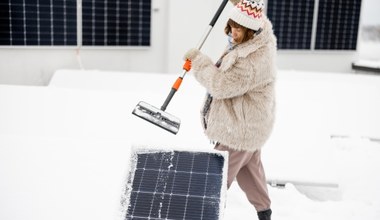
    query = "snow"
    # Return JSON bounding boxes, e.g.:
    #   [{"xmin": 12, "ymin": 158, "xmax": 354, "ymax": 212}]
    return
[
  {"xmin": 121, "ymin": 148, "xmax": 229, "ymax": 220},
  {"xmin": 1, "ymin": 69, "xmax": 380, "ymax": 219},
  {"xmin": 353, "ymin": 60, "xmax": 380, "ymax": 69}
]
